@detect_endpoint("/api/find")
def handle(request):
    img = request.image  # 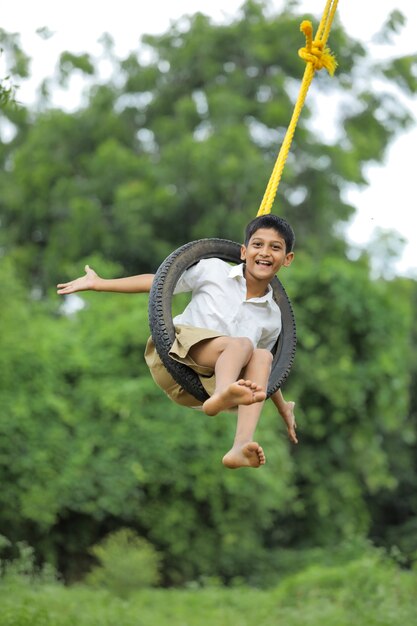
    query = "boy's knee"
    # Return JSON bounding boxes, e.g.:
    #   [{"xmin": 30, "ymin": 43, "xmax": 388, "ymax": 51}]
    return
[
  {"xmin": 234, "ymin": 336, "xmax": 255, "ymax": 356},
  {"xmin": 254, "ymin": 348, "xmax": 273, "ymax": 365}
]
